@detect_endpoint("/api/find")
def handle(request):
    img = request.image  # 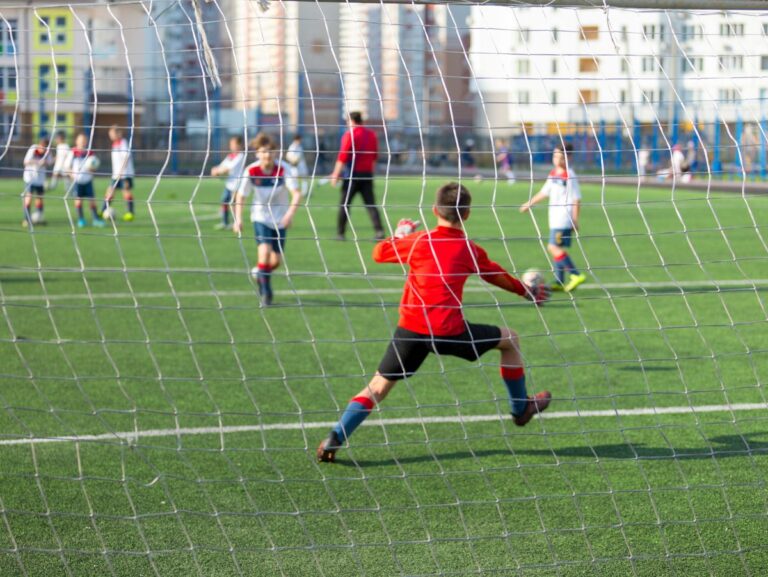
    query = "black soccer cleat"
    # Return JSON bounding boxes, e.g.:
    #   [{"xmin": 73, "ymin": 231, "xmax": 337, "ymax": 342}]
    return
[{"xmin": 316, "ymin": 430, "xmax": 343, "ymax": 463}]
